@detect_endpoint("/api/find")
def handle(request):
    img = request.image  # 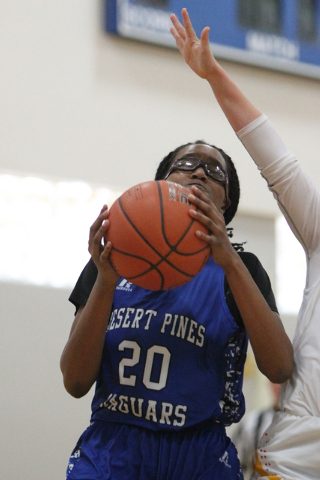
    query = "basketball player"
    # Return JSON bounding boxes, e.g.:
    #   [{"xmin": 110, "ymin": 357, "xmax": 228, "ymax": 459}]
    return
[
  {"xmin": 170, "ymin": 8, "xmax": 320, "ymax": 480},
  {"xmin": 60, "ymin": 14, "xmax": 294, "ymax": 480}
]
